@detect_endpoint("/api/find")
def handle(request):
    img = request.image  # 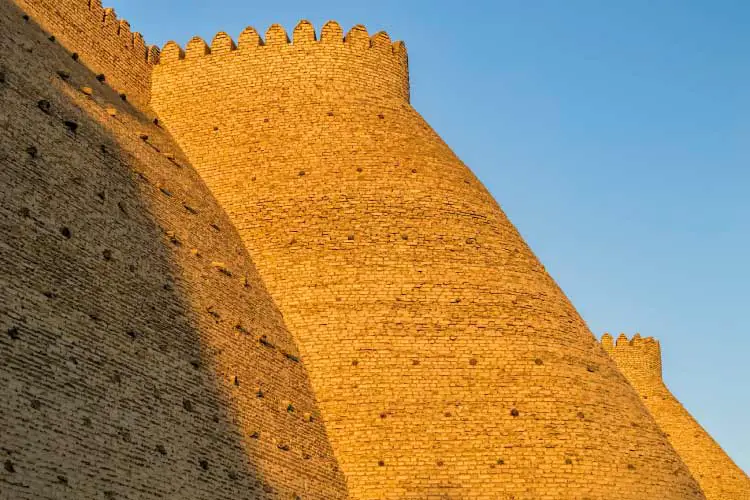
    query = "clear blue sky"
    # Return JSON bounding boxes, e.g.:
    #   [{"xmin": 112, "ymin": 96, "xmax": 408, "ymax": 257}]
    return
[{"xmin": 109, "ymin": 0, "xmax": 750, "ymax": 471}]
